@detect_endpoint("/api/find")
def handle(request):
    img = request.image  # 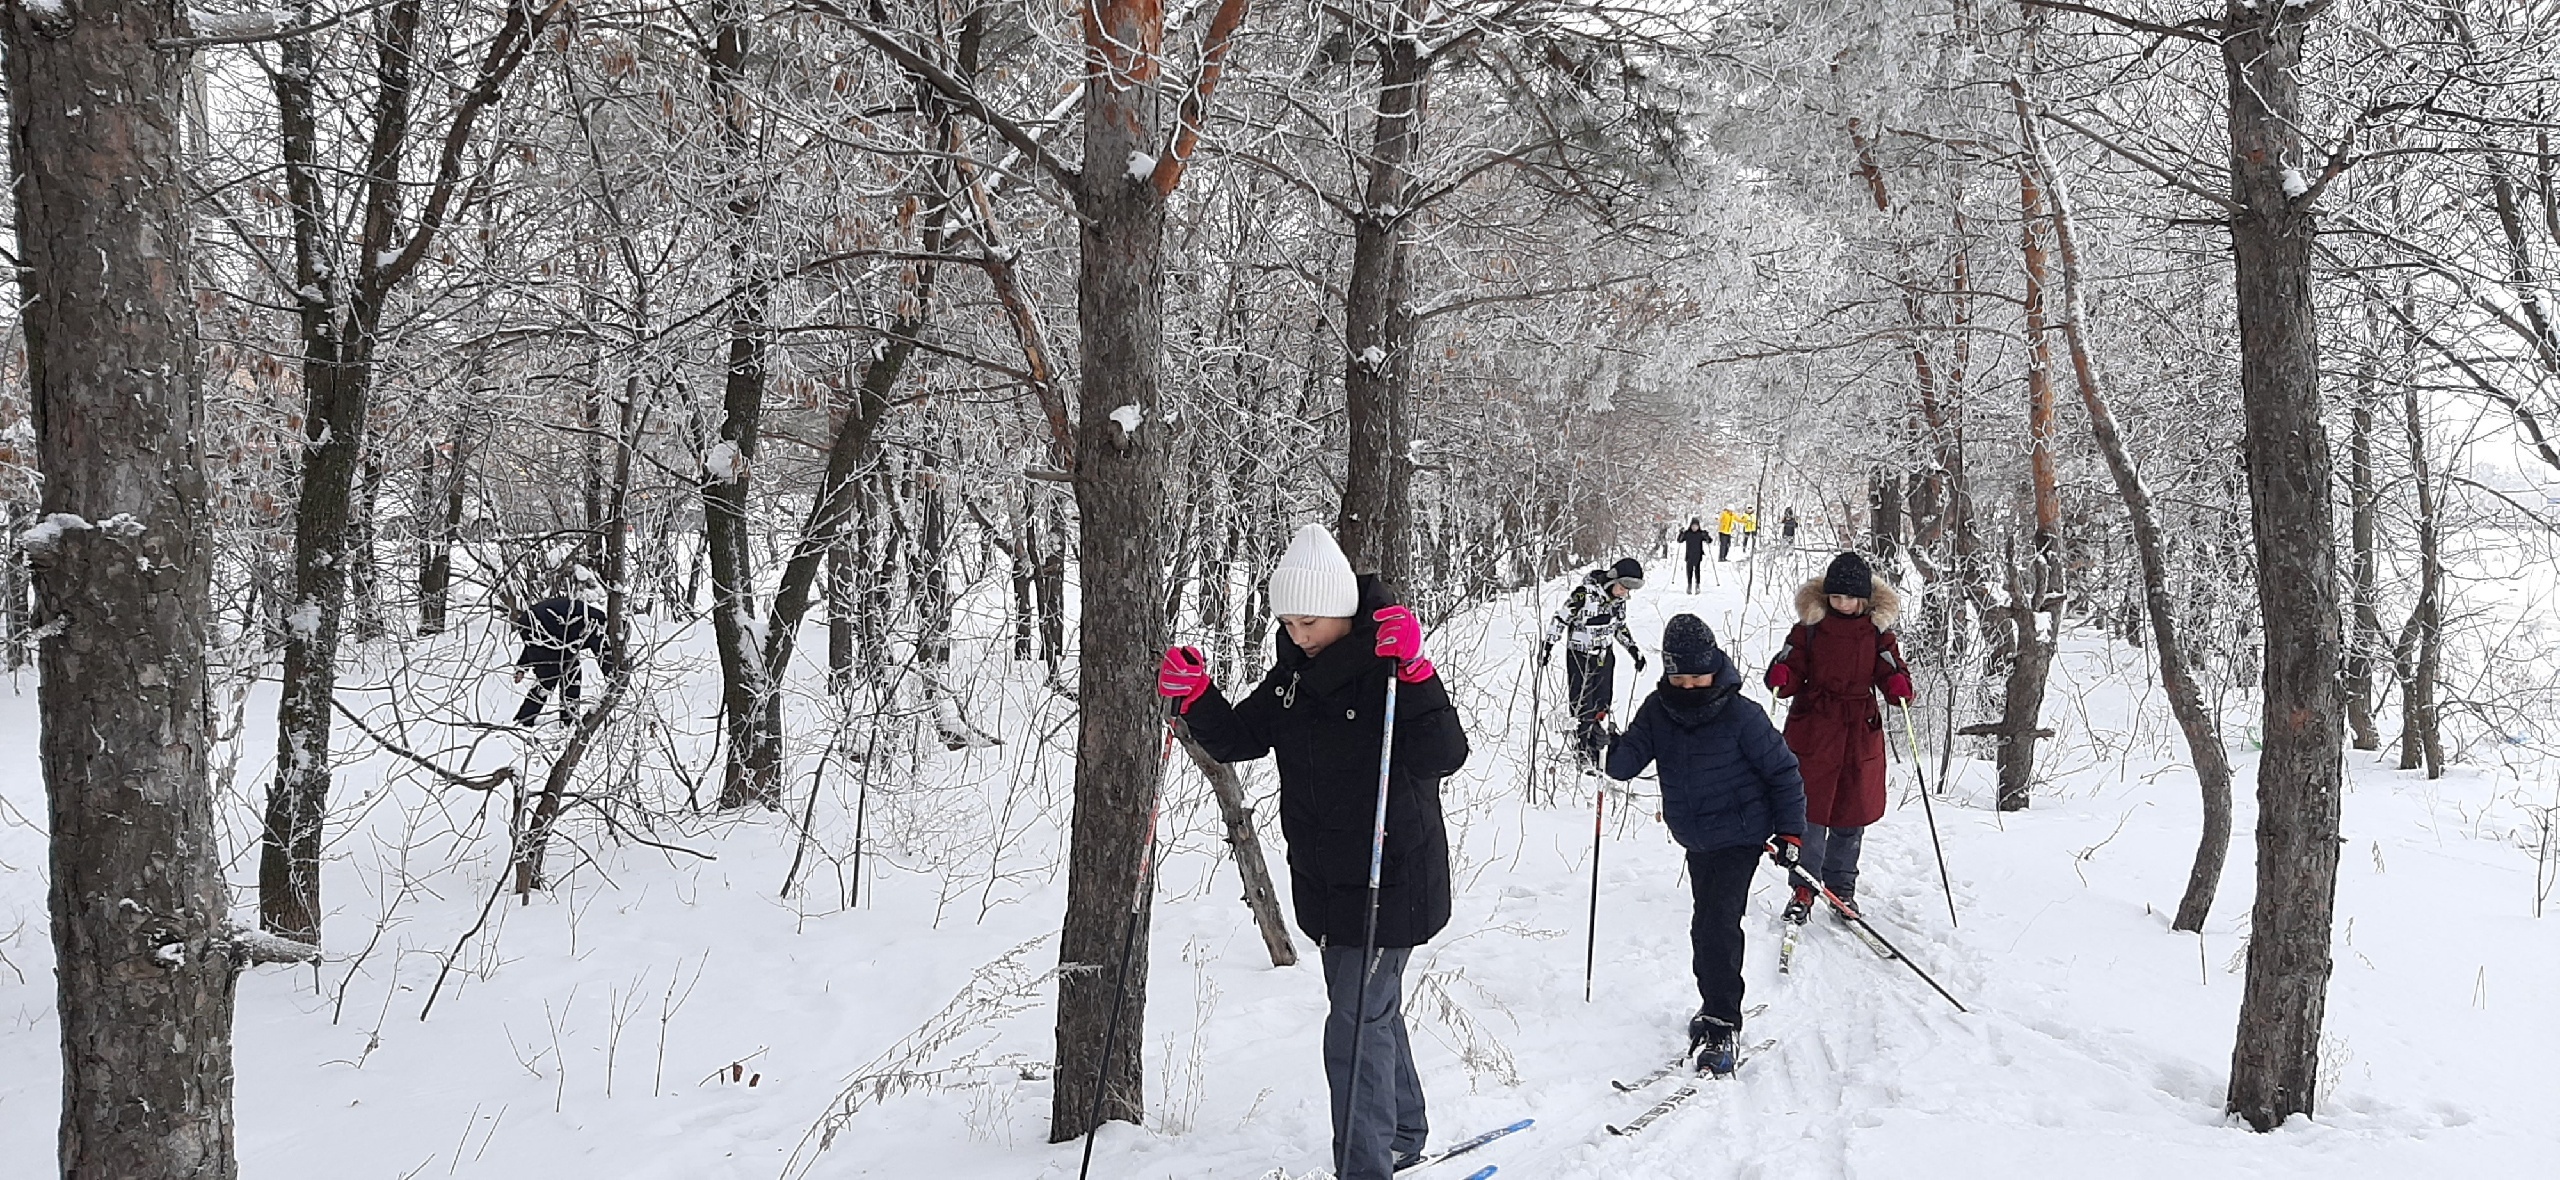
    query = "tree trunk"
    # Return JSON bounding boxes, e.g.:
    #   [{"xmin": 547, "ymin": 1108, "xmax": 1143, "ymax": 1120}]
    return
[
  {"xmin": 2222, "ymin": 0, "xmax": 2346, "ymax": 1133},
  {"xmin": 347, "ymin": 456, "xmax": 385, "ymax": 642},
  {"xmin": 415, "ymin": 423, "xmax": 469, "ymax": 637},
  {"xmin": 8, "ymin": 1, "xmax": 241, "ymax": 1171},
  {"xmin": 704, "ymin": 3, "xmax": 781, "ymax": 810},
  {"xmin": 2013, "ymin": 81, "xmax": 2236, "ymax": 929},
  {"xmin": 2396, "ymin": 373, "xmax": 2444, "ymax": 778},
  {"xmin": 260, "ymin": 7, "xmax": 390, "ymax": 942},
  {"xmin": 1051, "ymin": 0, "xmax": 1179, "ymax": 1140},
  {"xmin": 1335, "ymin": 0, "xmax": 1428, "ymax": 592},
  {"xmin": 2344, "ymin": 313, "xmax": 2382, "ymax": 751},
  {"xmin": 1995, "ymin": 152, "xmax": 2065, "ymax": 813}
]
